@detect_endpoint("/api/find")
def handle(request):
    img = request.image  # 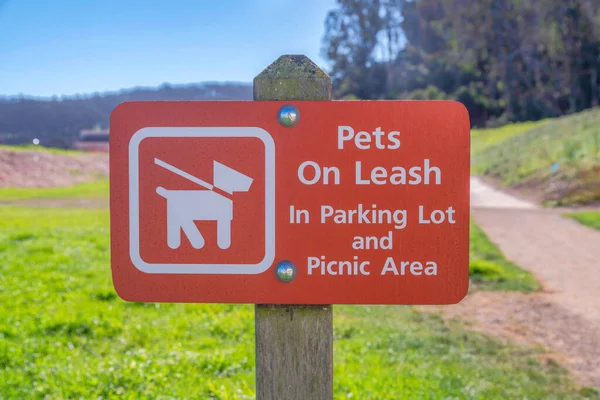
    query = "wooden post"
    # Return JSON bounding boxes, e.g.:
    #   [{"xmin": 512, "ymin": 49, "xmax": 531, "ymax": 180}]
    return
[{"xmin": 253, "ymin": 55, "xmax": 333, "ymax": 400}]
